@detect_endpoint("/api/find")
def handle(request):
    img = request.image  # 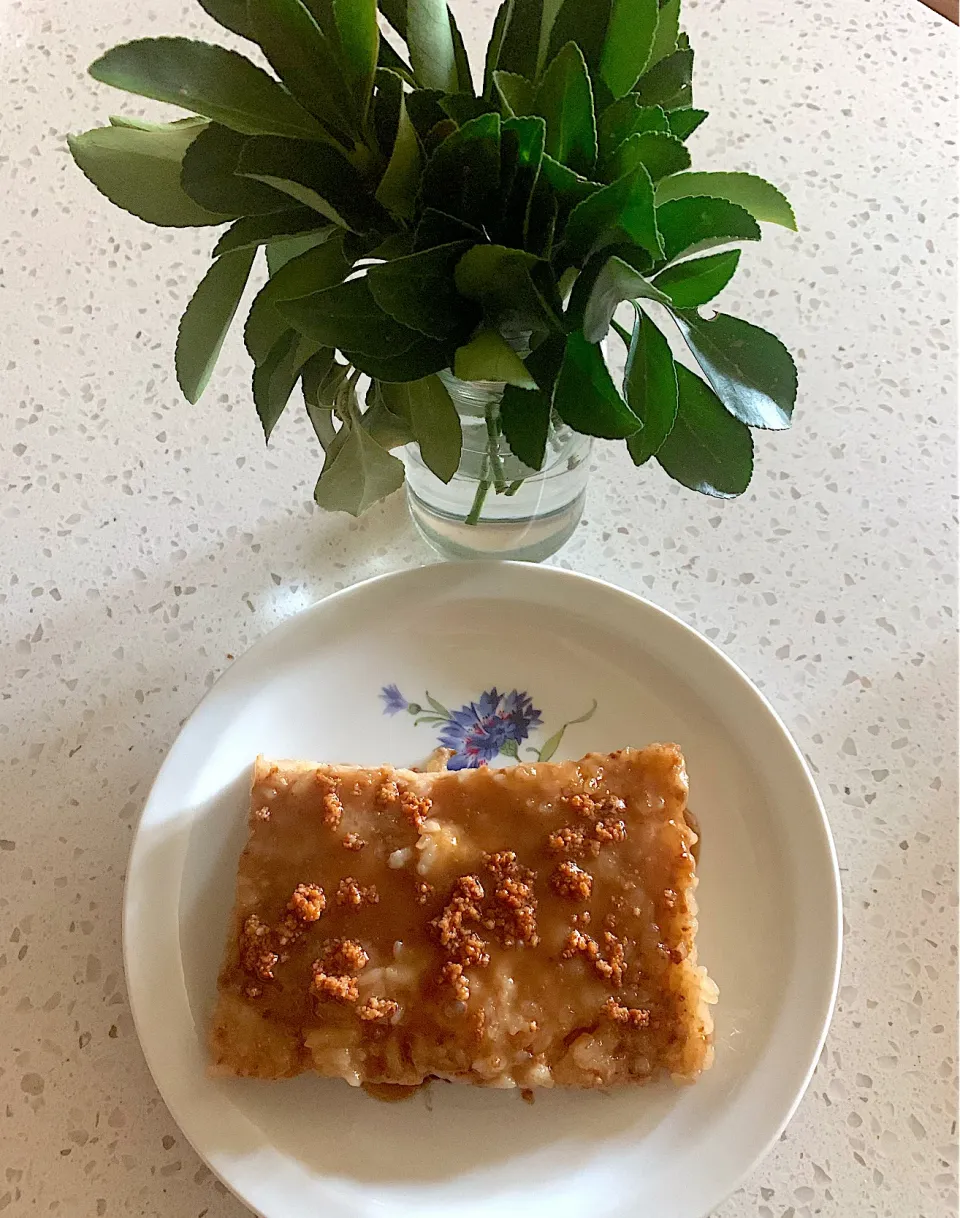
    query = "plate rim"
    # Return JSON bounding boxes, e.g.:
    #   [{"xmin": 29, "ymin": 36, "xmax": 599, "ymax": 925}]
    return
[{"xmin": 123, "ymin": 560, "xmax": 842, "ymax": 1218}]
